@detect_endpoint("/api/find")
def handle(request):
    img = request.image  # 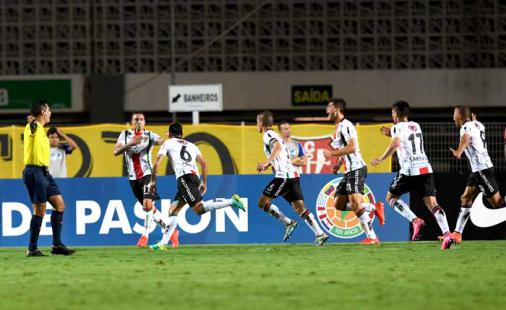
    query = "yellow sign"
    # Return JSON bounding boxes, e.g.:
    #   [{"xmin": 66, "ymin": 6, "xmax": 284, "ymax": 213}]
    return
[{"xmin": 0, "ymin": 123, "xmax": 391, "ymax": 178}]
